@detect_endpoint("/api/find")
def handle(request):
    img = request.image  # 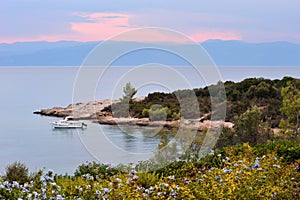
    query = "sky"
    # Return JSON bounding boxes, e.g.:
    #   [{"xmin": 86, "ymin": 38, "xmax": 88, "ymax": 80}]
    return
[{"xmin": 1, "ymin": 0, "xmax": 300, "ymax": 43}]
